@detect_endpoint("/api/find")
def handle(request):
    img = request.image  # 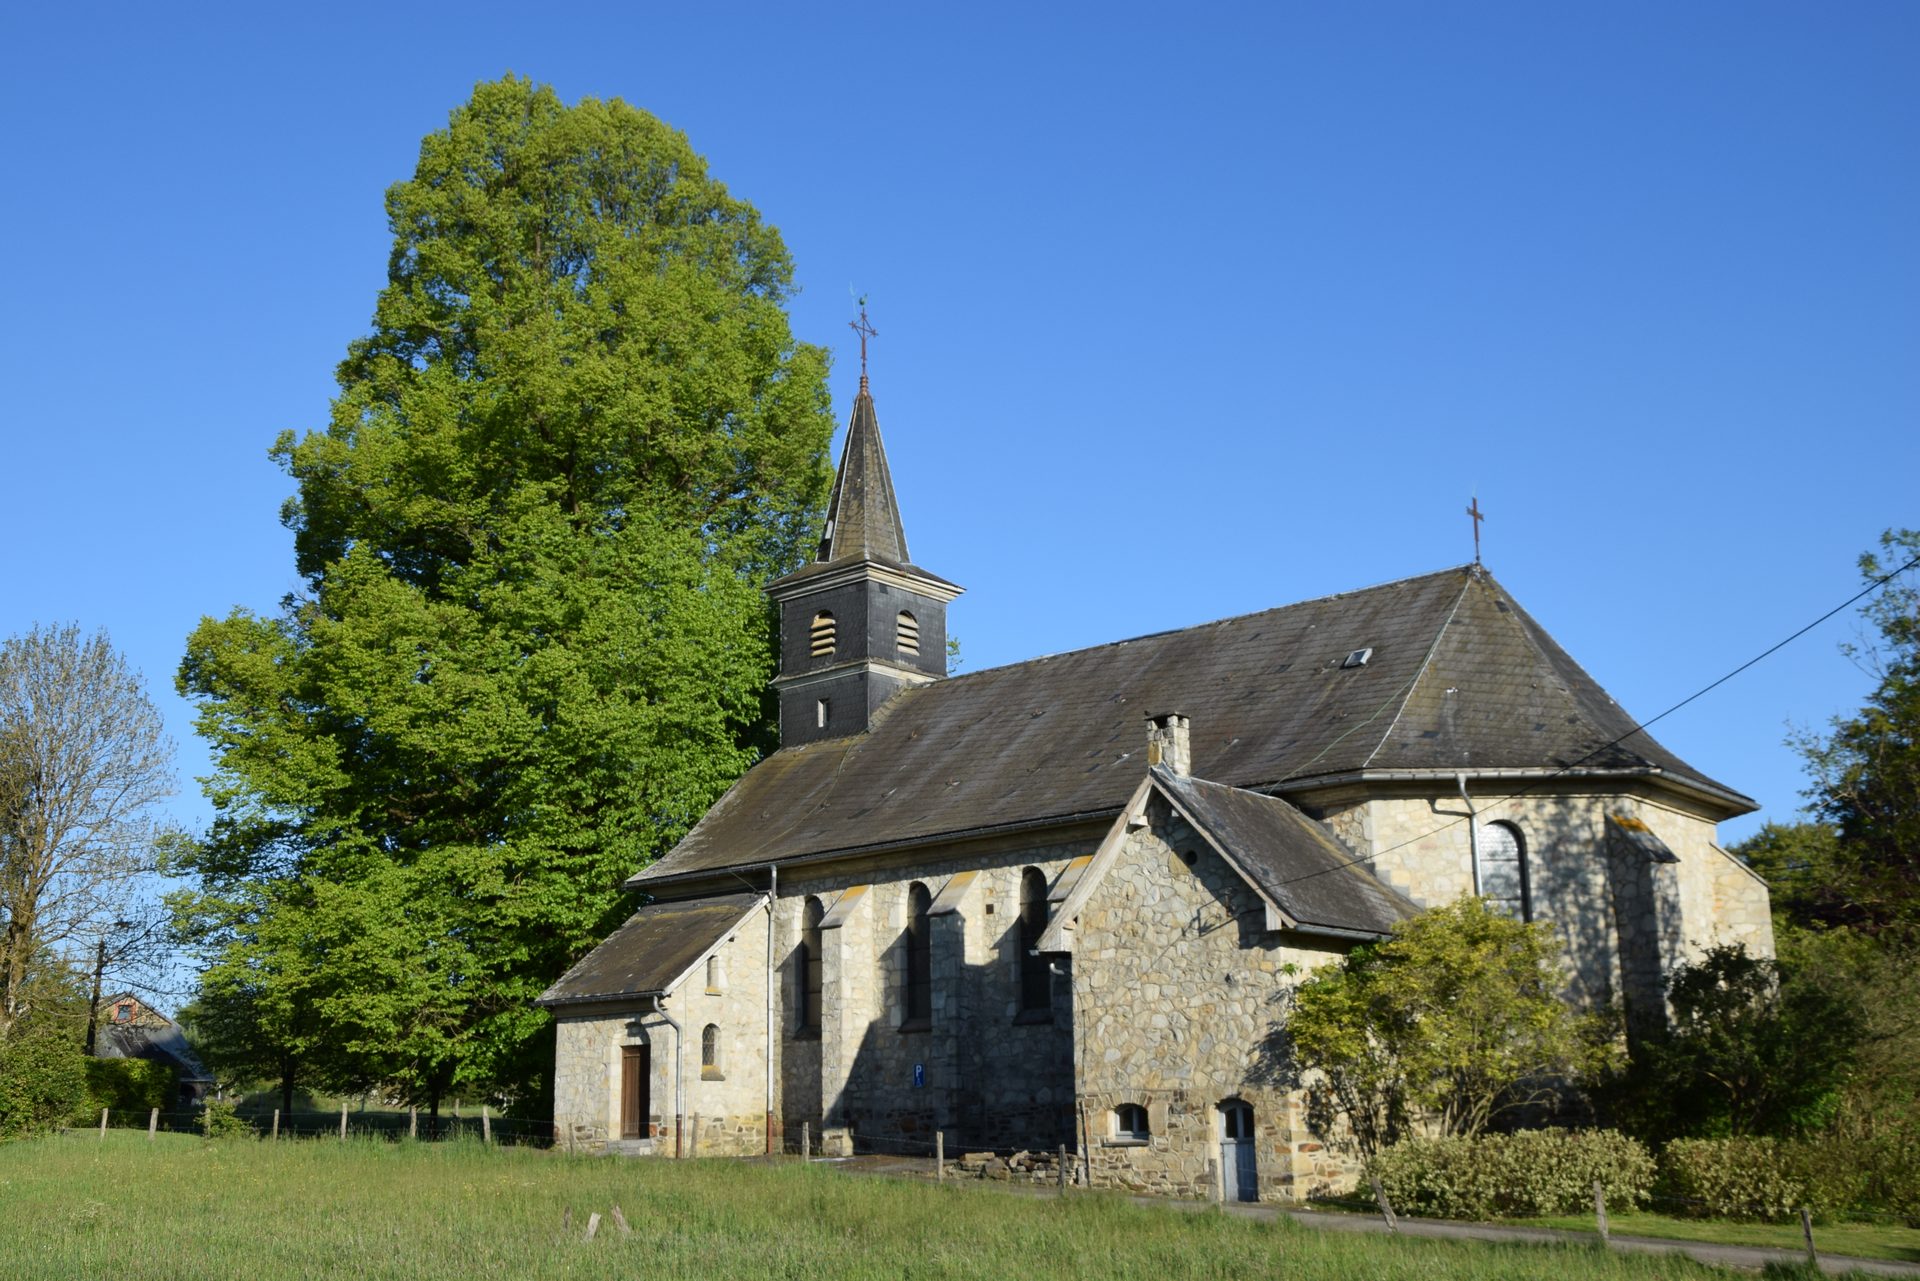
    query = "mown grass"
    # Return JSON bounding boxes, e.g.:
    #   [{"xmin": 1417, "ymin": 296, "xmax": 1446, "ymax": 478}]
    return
[
  {"xmin": 1510, "ymin": 1209, "xmax": 1920, "ymax": 1265},
  {"xmin": 0, "ymin": 1133, "xmax": 1832, "ymax": 1280}
]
